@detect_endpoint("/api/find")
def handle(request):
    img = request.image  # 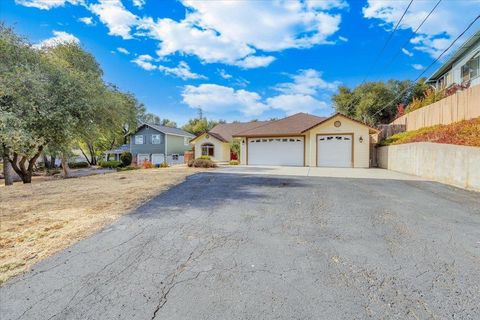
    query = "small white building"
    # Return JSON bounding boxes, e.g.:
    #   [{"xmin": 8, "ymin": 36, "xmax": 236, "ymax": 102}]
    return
[{"xmin": 426, "ymin": 31, "xmax": 479, "ymax": 90}]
